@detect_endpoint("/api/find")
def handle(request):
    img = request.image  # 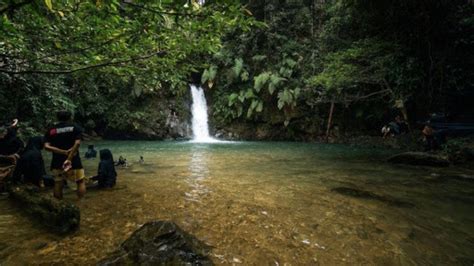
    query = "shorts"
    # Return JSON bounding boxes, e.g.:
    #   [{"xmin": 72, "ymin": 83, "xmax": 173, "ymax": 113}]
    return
[{"xmin": 52, "ymin": 169, "xmax": 85, "ymax": 183}]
